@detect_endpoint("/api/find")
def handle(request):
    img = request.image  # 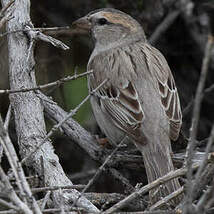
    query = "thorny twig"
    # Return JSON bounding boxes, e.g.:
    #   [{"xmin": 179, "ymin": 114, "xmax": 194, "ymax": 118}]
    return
[
  {"xmin": 0, "ymin": 115, "xmax": 42, "ymax": 213},
  {"xmin": 0, "ymin": 166, "xmax": 33, "ymax": 214},
  {"xmin": 72, "ymin": 136, "xmax": 127, "ymax": 208},
  {"xmin": 192, "ymin": 124, "xmax": 214, "ymax": 196},
  {"xmin": 0, "ymin": 26, "xmax": 70, "ymax": 37},
  {"xmin": 40, "ymin": 91, "xmax": 138, "ymax": 194},
  {"xmin": 25, "ymin": 25, "xmax": 69, "ymax": 50},
  {"xmin": 0, "ymin": 70, "xmax": 93, "ymax": 94},
  {"xmin": 184, "ymin": 35, "xmax": 214, "ymax": 214},
  {"xmin": 149, "ymin": 186, "xmax": 184, "ymax": 210},
  {"xmin": 103, "ymin": 163, "xmax": 199, "ymax": 213},
  {"xmin": 21, "ymin": 78, "xmax": 108, "ymax": 164},
  {"xmin": 196, "ymin": 179, "xmax": 214, "ymax": 213}
]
